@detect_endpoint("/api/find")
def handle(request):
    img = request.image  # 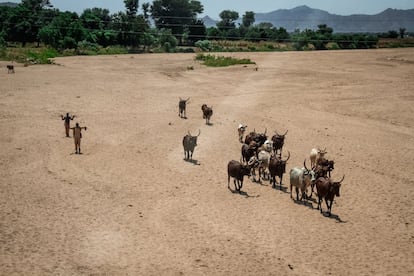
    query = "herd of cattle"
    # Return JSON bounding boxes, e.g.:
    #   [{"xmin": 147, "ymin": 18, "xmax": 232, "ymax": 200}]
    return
[{"xmin": 180, "ymin": 98, "xmax": 345, "ymax": 217}]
